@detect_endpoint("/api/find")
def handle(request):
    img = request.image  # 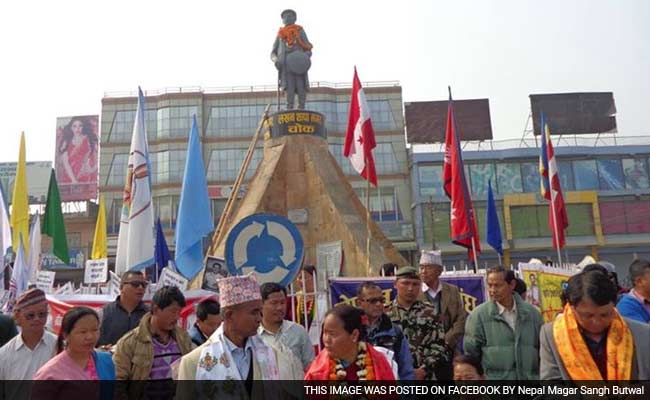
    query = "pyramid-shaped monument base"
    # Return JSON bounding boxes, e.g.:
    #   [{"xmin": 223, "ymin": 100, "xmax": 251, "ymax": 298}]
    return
[{"xmin": 210, "ymin": 117, "xmax": 407, "ymax": 277}]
